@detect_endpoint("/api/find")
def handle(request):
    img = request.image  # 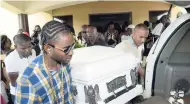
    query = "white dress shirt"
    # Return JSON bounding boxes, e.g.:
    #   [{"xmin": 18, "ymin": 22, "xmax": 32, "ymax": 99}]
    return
[{"xmin": 115, "ymin": 36, "xmax": 144, "ymax": 63}]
